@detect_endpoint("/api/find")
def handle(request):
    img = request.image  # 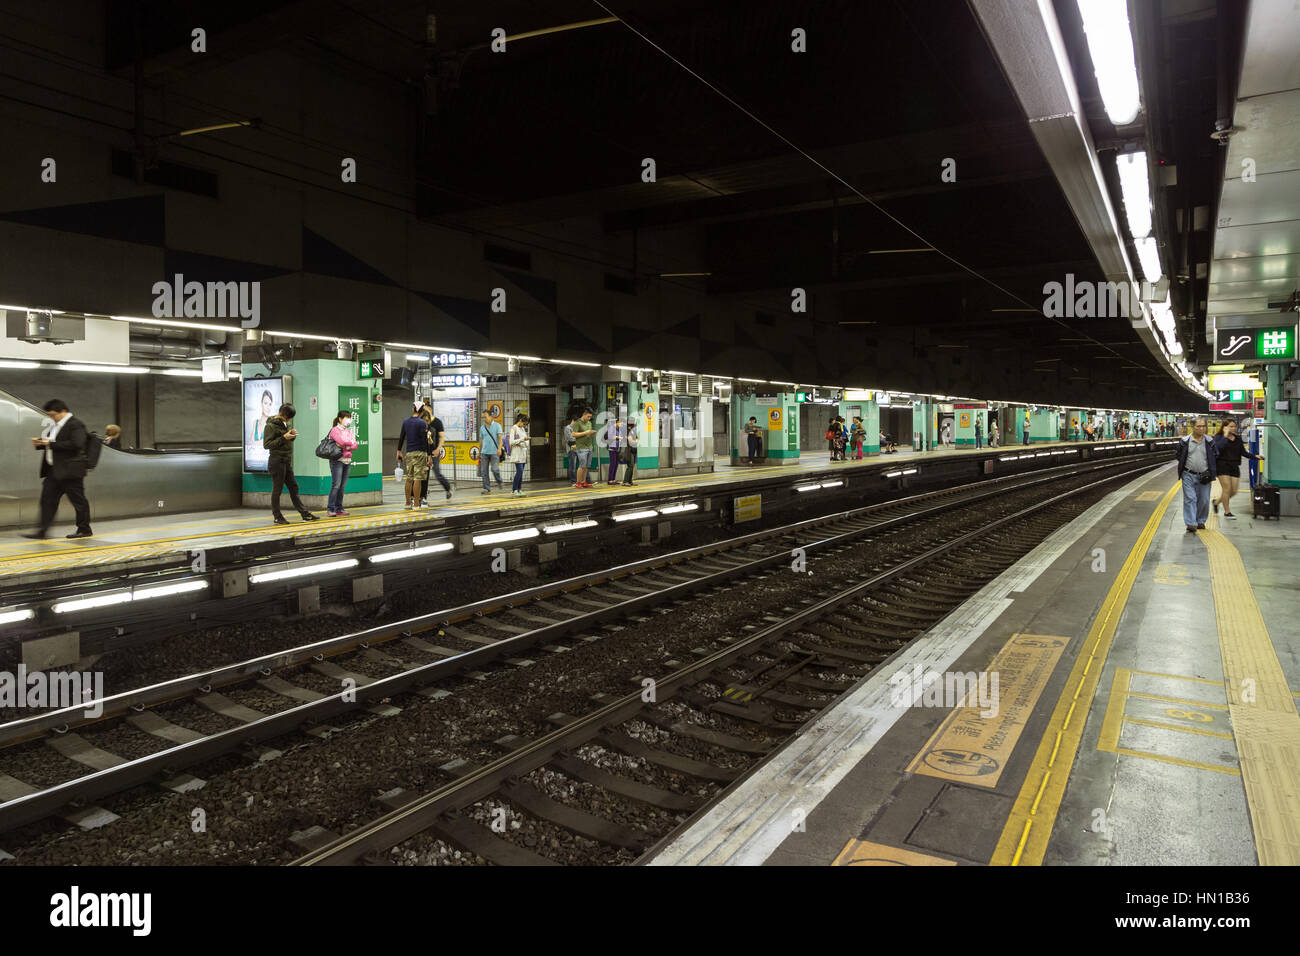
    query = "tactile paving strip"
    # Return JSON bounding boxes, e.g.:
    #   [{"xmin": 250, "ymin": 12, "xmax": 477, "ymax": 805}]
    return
[{"xmin": 1202, "ymin": 514, "xmax": 1300, "ymax": 866}]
